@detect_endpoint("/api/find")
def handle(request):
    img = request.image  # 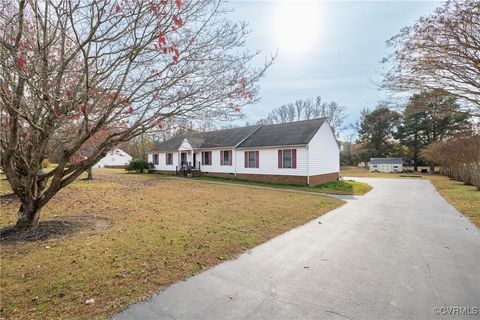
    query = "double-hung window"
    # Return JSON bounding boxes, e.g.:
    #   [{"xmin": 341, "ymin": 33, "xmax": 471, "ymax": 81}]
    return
[
  {"xmin": 221, "ymin": 150, "xmax": 232, "ymax": 166},
  {"xmin": 202, "ymin": 151, "xmax": 212, "ymax": 166},
  {"xmin": 278, "ymin": 149, "xmax": 297, "ymax": 169},
  {"xmin": 166, "ymin": 153, "xmax": 173, "ymax": 165},
  {"xmin": 245, "ymin": 151, "xmax": 259, "ymax": 168}
]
